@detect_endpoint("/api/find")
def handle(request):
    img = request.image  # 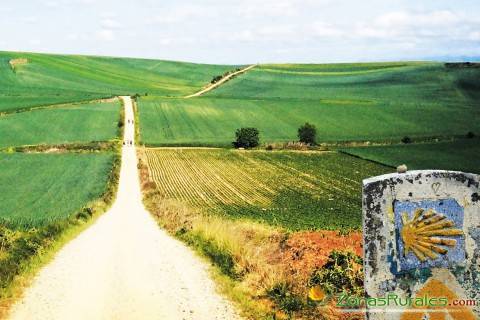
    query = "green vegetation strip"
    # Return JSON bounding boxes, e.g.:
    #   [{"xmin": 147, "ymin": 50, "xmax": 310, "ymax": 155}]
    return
[{"xmin": 341, "ymin": 138, "xmax": 480, "ymax": 174}]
